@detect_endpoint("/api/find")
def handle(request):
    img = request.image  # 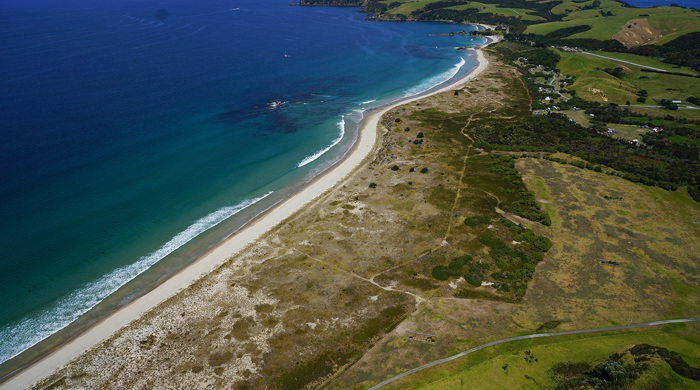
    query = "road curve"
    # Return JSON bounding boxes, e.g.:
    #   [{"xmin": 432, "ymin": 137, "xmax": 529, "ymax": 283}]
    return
[{"xmin": 368, "ymin": 318, "xmax": 700, "ymax": 389}]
